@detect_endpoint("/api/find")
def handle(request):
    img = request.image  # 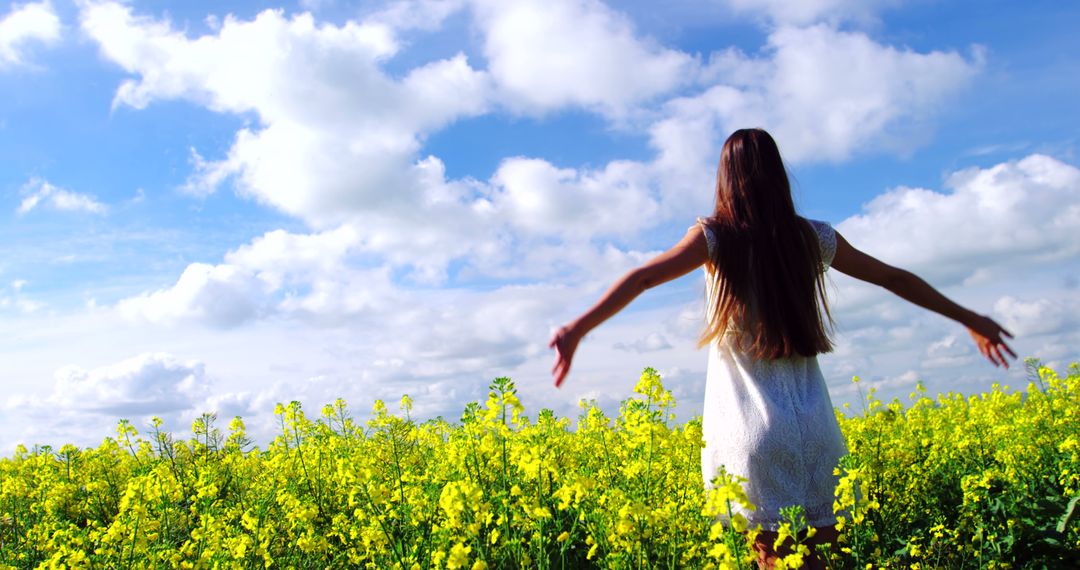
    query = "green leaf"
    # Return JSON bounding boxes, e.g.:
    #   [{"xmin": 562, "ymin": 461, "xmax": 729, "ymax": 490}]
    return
[{"xmin": 1056, "ymin": 495, "xmax": 1079, "ymax": 534}]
